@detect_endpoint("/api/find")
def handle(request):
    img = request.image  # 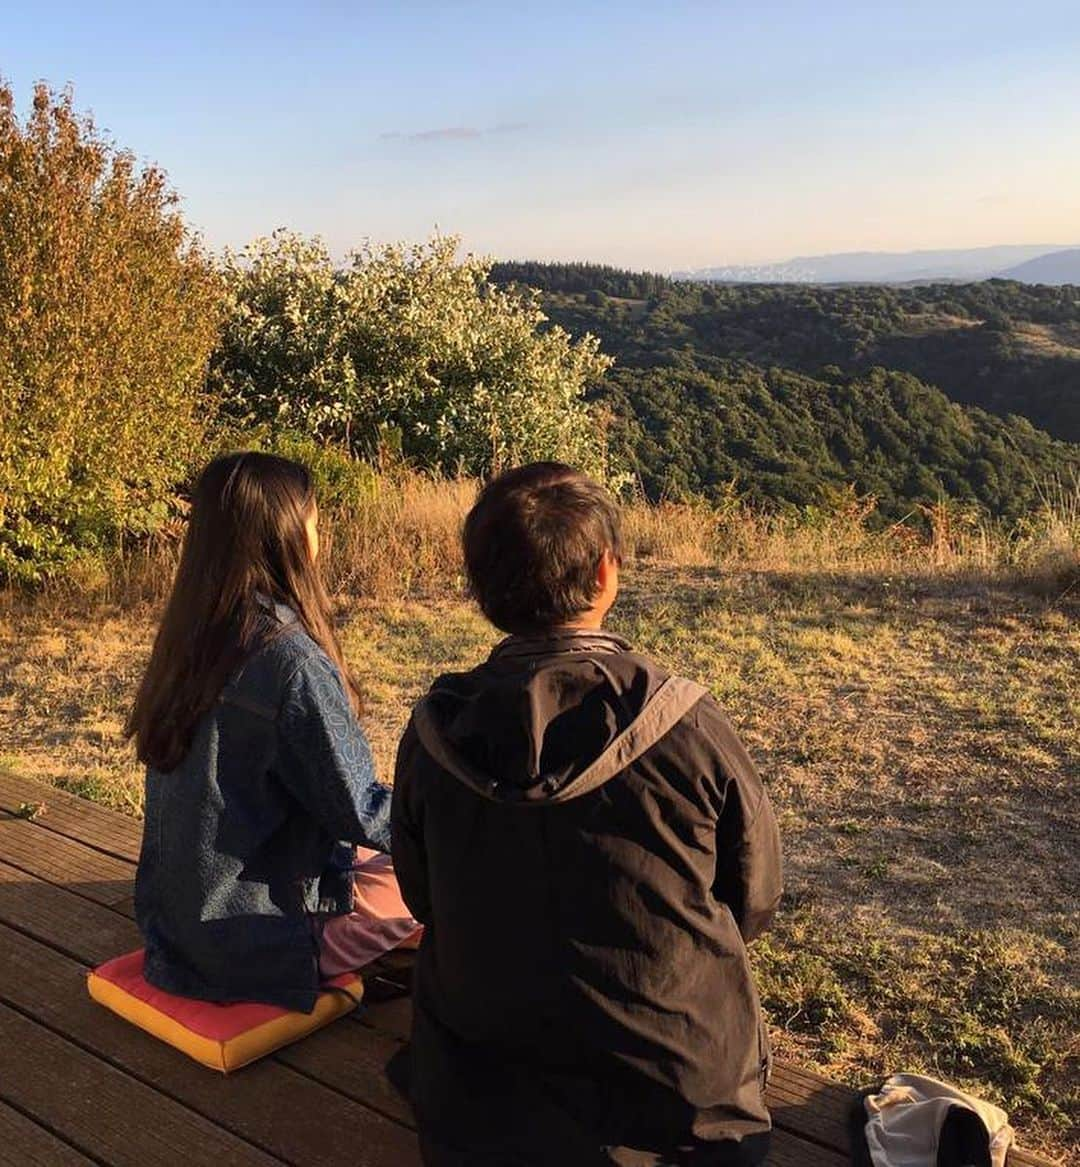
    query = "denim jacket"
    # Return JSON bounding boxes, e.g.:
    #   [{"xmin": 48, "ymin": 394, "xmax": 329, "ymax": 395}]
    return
[{"xmin": 135, "ymin": 602, "xmax": 390, "ymax": 1011}]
